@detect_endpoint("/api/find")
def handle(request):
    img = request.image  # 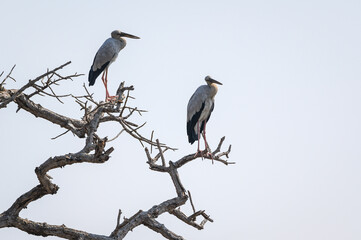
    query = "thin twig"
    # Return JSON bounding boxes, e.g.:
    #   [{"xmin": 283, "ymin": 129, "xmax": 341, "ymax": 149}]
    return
[
  {"xmin": 150, "ymin": 130, "xmax": 154, "ymax": 154},
  {"xmin": 128, "ymin": 121, "xmax": 147, "ymax": 134},
  {"xmin": 201, "ymin": 212, "xmax": 214, "ymax": 222},
  {"xmin": 32, "ymin": 85, "xmax": 71, "ymax": 100},
  {"xmin": 156, "ymin": 139, "xmax": 166, "ymax": 166},
  {"xmin": 0, "ymin": 61, "xmax": 71, "ymax": 109},
  {"xmin": 47, "ymin": 84, "xmax": 64, "ymax": 104},
  {"xmin": 116, "ymin": 209, "xmax": 122, "ymax": 227},
  {"xmin": 188, "ymin": 190, "xmax": 196, "ymax": 214},
  {"xmin": 51, "ymin": 130, "xmax": 70, "ymax": 140},
  {"xmin": 0, "ymin": 64, "xmax": 16, "ymax": 85},
  {"xmin": 123, "ymin": 107, "xmax": 137, "ymax": 119},
  {"xmin": 119, "ymin": 90, "xmax": 130, "ymax": 117},
  {"xmin": 188, "ymin": 210, "xmax": 204, "ymax": 221},
  {"xmin": 107, "ymin": 129, "xmax": 125, "ymax": 142}
]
